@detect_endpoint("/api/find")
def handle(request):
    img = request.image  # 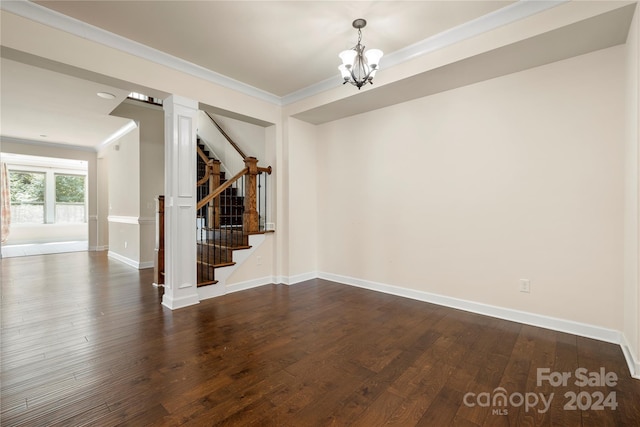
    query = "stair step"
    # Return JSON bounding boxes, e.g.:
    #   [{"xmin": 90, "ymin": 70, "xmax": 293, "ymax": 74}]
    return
[
  {"xmin": 197, "ymin": 260, "xmax": 236, "ymax": 268},
  {"xmin": 198, "ymin": 242, "xmax": 251, "ymax": 251}
]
